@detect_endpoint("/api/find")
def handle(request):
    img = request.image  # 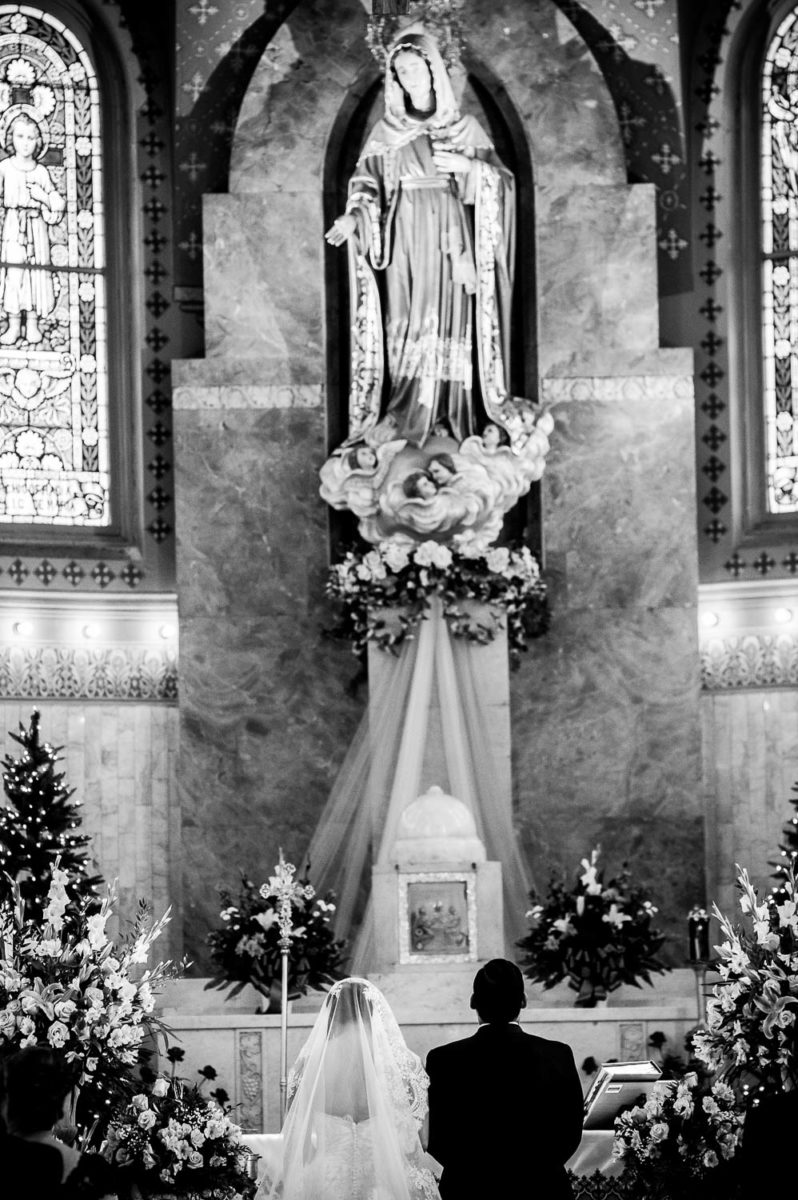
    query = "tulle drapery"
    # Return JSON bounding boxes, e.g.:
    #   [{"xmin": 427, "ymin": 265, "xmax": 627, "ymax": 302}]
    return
[{"xmin": 305, "ymin": 599, "xmax": 531, "ymax": 970}]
